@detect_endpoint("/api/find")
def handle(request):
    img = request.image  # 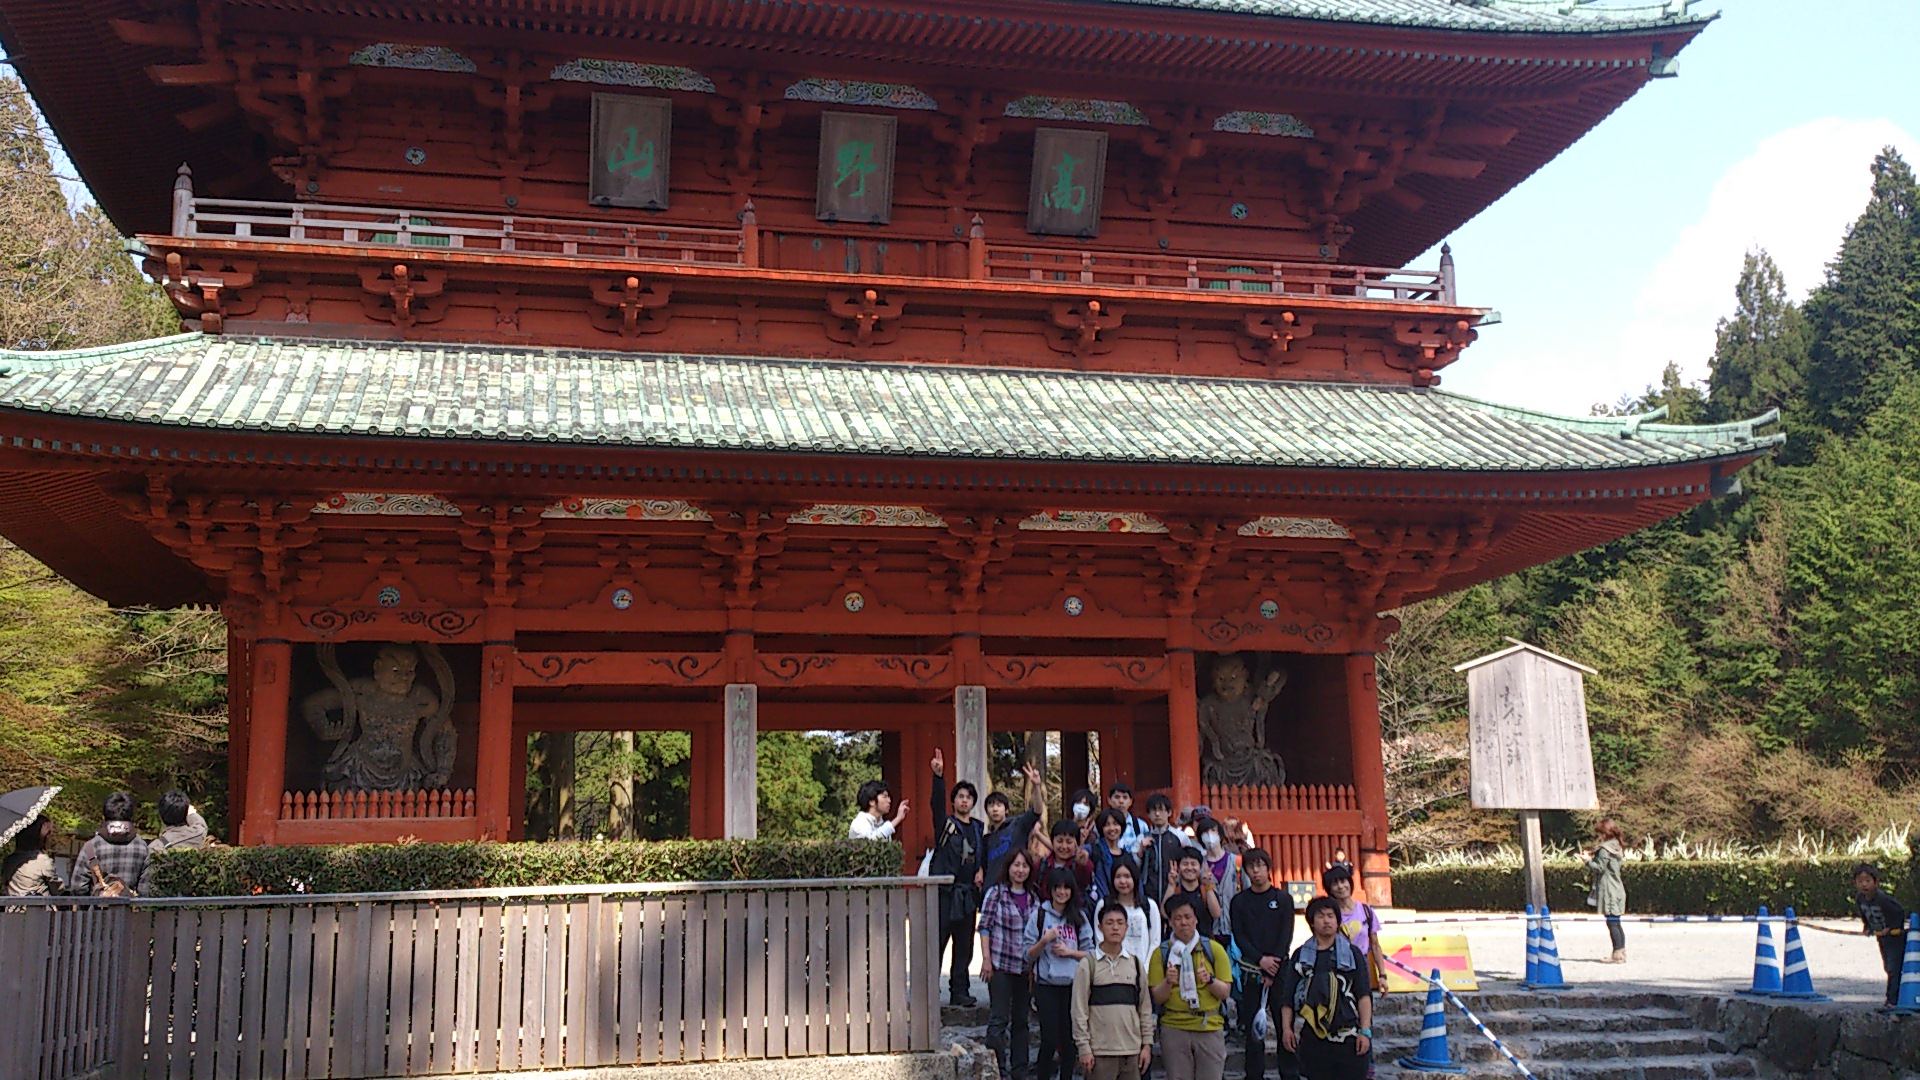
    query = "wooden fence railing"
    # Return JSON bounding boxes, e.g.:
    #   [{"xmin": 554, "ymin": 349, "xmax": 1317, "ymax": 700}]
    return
[
  {"xmin": 2, "ymin": 877, "xmax": 943, "ymax": 1080},
  {"xmin": 1201, "ymin": 784, "xmax": 1364, "ymax": 888},
  {"xmin": 281, "ymin": 788, "xmax": 478, "ymax": 820}
]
